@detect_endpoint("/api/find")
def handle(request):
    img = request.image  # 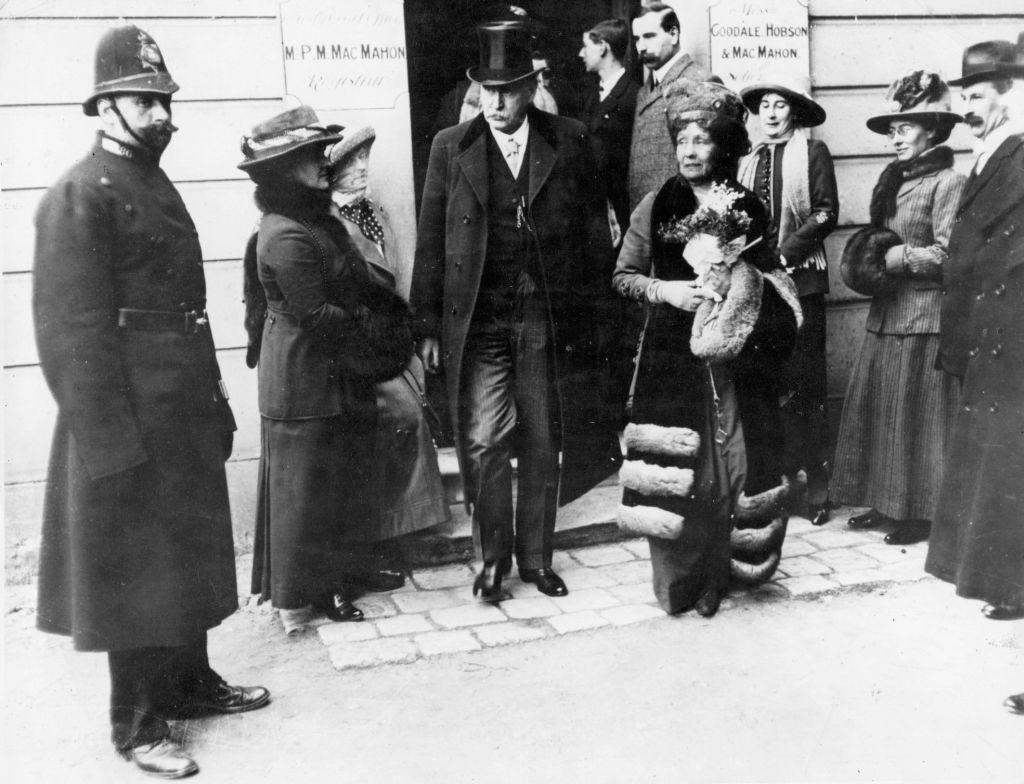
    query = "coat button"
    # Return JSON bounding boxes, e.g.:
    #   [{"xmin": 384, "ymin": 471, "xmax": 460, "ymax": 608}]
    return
[
  {"xmin": 444, "ymin": 351, "xmax": 451, "ymax": 359},
  {"xmin": 124, "ymin": 204, "xmax": 133, "ymax": 213},
  {"xmin": 975, "ymin": 291, "xmax": 985, "ymax": 300},
  {"xmin": 968, "ymin": 347, "xmax": 979, "ymax": 357},
  {"xmin": 451, "ymin": 306, "xmax": 458, "ymax": 315},
  {"xmin": 994, "ymin": 283, "xmax": 1006, "ymax": 296},
  {"xmin": 990, "ymin": 402, "xmax": 999, "ymax": 413},
  {"xmin": 963, "ymin": 404, "xmax": 973, "ymax": 412},
  {"xmin": 454, "ymin": 261, "xmax": 462, "ymax": 269},
  {"xmin": 991, "ymin": 343, "xmax": 1002, "ymax": 356},
  {"xmin": 462, "ymin": 215, "xmax": 471, "ymax": 224}
]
